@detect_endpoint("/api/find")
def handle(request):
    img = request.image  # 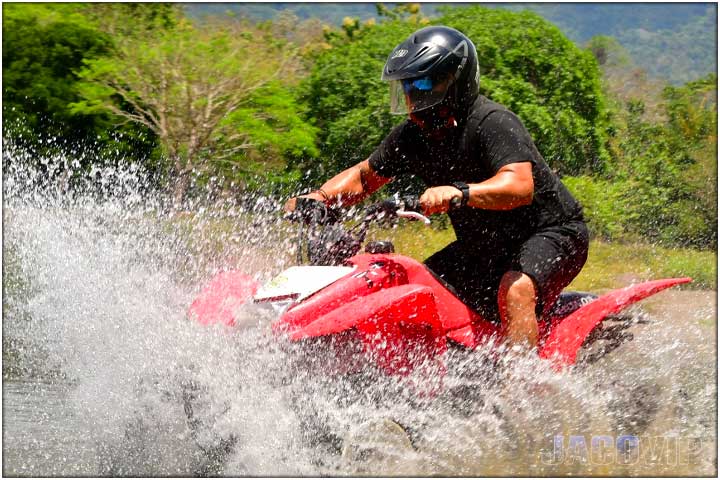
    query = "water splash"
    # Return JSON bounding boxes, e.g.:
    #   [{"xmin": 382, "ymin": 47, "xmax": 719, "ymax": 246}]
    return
[{"xmin": 3, "ymin": 142, "xmax": 716, "ymax": 476}]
